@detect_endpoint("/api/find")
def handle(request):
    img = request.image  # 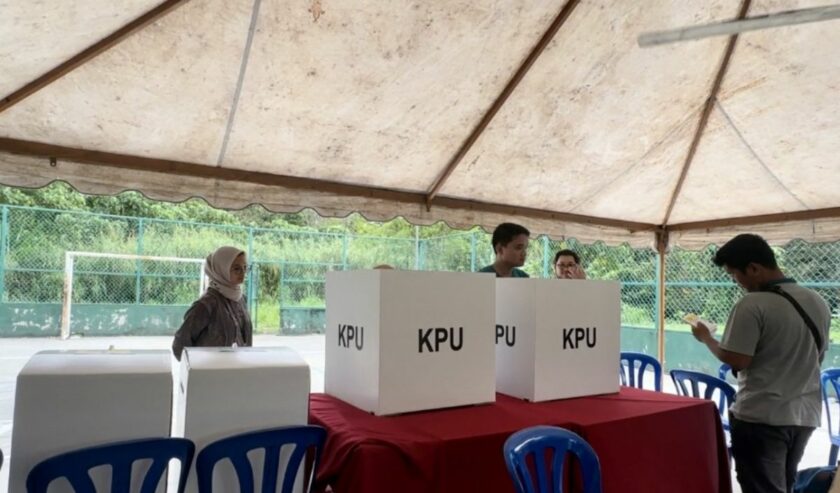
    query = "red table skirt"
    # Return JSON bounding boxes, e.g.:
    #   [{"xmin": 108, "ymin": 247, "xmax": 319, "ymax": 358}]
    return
[{"xmin": 309, "ymin": 387, "xmax": 731, "ymax": 493}]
